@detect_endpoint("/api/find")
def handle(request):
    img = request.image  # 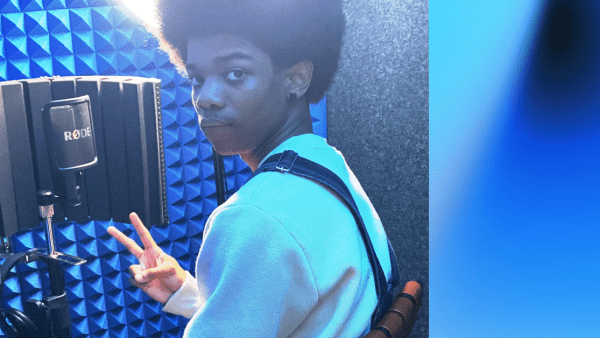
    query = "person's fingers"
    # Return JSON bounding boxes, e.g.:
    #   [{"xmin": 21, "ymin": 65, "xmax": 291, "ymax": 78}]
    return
[
  {"xmin": 128, "ymin": 275, "xmax": 149, "ymax": 290},
  {"xmin": 128, "ymin": 267, "xmax": 152, "ymax": 289},
  {"xmin": 129, "ymin": 264, "xmax": 146, "ymax": 283},
  {"xmin": 129, "ymin": 212, "xmax": 158, "ymax": 250},
  {"xmin": 143, "ymin": 266, "xmax": 176, "ymax": 280},
  {"xmin": 128, "ymin": 276, "xmax": 160, "ymax": 299},
  {"xmin": 107, "ymin": 226, "xmax": 144, "ymax": 258},
  {"xmin": 129, "ymin": 264, "xmax": 174, "ymax": 283}
]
